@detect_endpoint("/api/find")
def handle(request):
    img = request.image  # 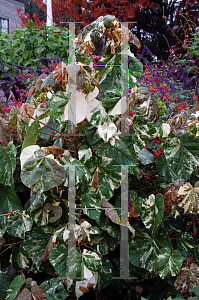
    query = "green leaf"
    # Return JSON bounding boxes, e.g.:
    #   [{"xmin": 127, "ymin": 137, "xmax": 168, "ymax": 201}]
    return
[
  {"xmin": 95, "ymin": 136, "xmax": 138, "ymax": 165},
  {"xmin": 11, "ymin": 246, "xmax": 29, "ymax": 270},
  {"xmin": 155, "ymin": 154, "xmax": 179, "ymax": 182},
  {"xmin": 85, "ymin": 156, "xmax": 121, "ymax": 199},
  {"xmin": 192, "ymin": 286, "xmax": 199, "ymax": 297},
  {"xmin": 22, "ymin": 120, "xmax": 39, "ymax": 150},
  {"xmin": 177, "ymin": 232, "xmax": 196, "ymax": 254},
  {"xmin": 164, "ymin": 133, "xmax": 199, "ymax": 181},
  {"xmin": 21, "ymin": 149, "xmax": 65, "ymax": 193},
  {"xmin": 40, "ymin": 72, "xmax": 57, "ymax": 90},
  {"xmin": 50, "ymin": 93, "xmax": 68, "ymax": 122},
  {"xmin": 82, "ymin": 249, "xmax": 102, "ymax": 273},
  {"xmin": 128, "ymin": 53, "xmax": 143, "ymax": 84},
  {"xmin": 90, "ymin": 231, "xmax": 119, "ymax": 256},
  {"xmin": 9, "ymin": 106, "xmax": 23, "ymax": 140},
  {"xmin": 29, "ymin": 192, "xmax": 46, "ymax": 214},
  {"xmin": 23, "ymin": 227, "xmax": 51, "ymax": 270},
  {"xmin": 97, "ymin": 256, "xmax": 112, "ymax": 290},
  {"xmin": 39, "ymin": 116, "xmax": 60, "ymax": 140},
  {"xmin": 0, "ymin": 184, "xmax": 22, "ymax": 214},
  {"xmin": 0, "ymin": 141, "xmax": 17, "ymax": 187},
  {"xmin": 153, "ymin": 248, "xmax": 184, "ymax": 279},
  {"xmin": 138, "ymin": 149, "xmax": 155, "ymax": 165},
  {"xmin": 5, "ymin": 211, "xmax": 33, "ymax": 239},
  {"xmin": 141, "ymin": 194, "xmax": 164, "ymax": 236},
  {"xmin": 0, "ymin": 272, "xmax": 10, "ymax": 299},
  {"xmin": 49, "ymin": 244, "xmax": 83, "ymax": 278},
  {"xmin": 22, "ymin": 49, "xmax": 29, "ymax": 60},
  {"xmin": 98, "ymin": 211, "xmax": 120, "ymax": 240},
  {"xmin": 5, "ymin": 275, "xmax": 25, "ymax": 300},
  {"xmin": 61, "ymin": 157, "xmax": 91, "ymax": 188},
  {"xmin": 80, "ymin": 187, "xmax": 101, "ymax": 222},
  {"xmin": 40, "ymin": 278, "xmax": 68, "ymax": 300},
  {"xmin": 97, "ymin": 89, "xmax": 121, "ymax": 112},
  {"xmin": 96, "ymin": 49, "xmax": 118, "ymax": 85},
  {"xmin": 129, "ymin": 229, "xmax": 172, "ymax": 271}
]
